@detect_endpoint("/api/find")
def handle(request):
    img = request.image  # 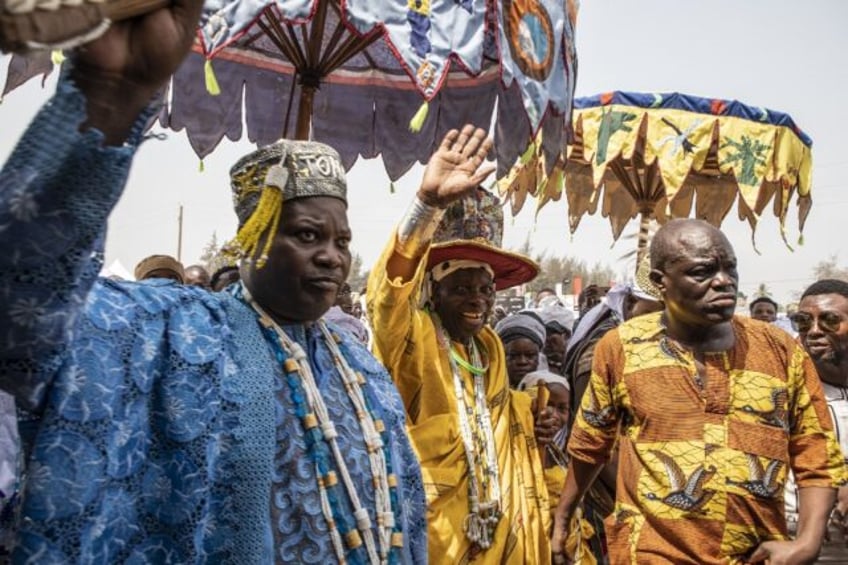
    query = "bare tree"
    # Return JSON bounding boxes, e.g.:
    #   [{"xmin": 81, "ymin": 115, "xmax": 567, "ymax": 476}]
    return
[
  {"xmin": 525, "ymin": 252, "xmax": 615, "ymax": 294},
  {"xmin": 199, "ymin": 232, "xmax": 233, "ymax": 275},
  {"xmin": 347, "ymin": 253, "xmax": 369, "ymax": 294},
  {"xmin": 812, "ymin": 255, "xmax": 848, "ymax": 282}
]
